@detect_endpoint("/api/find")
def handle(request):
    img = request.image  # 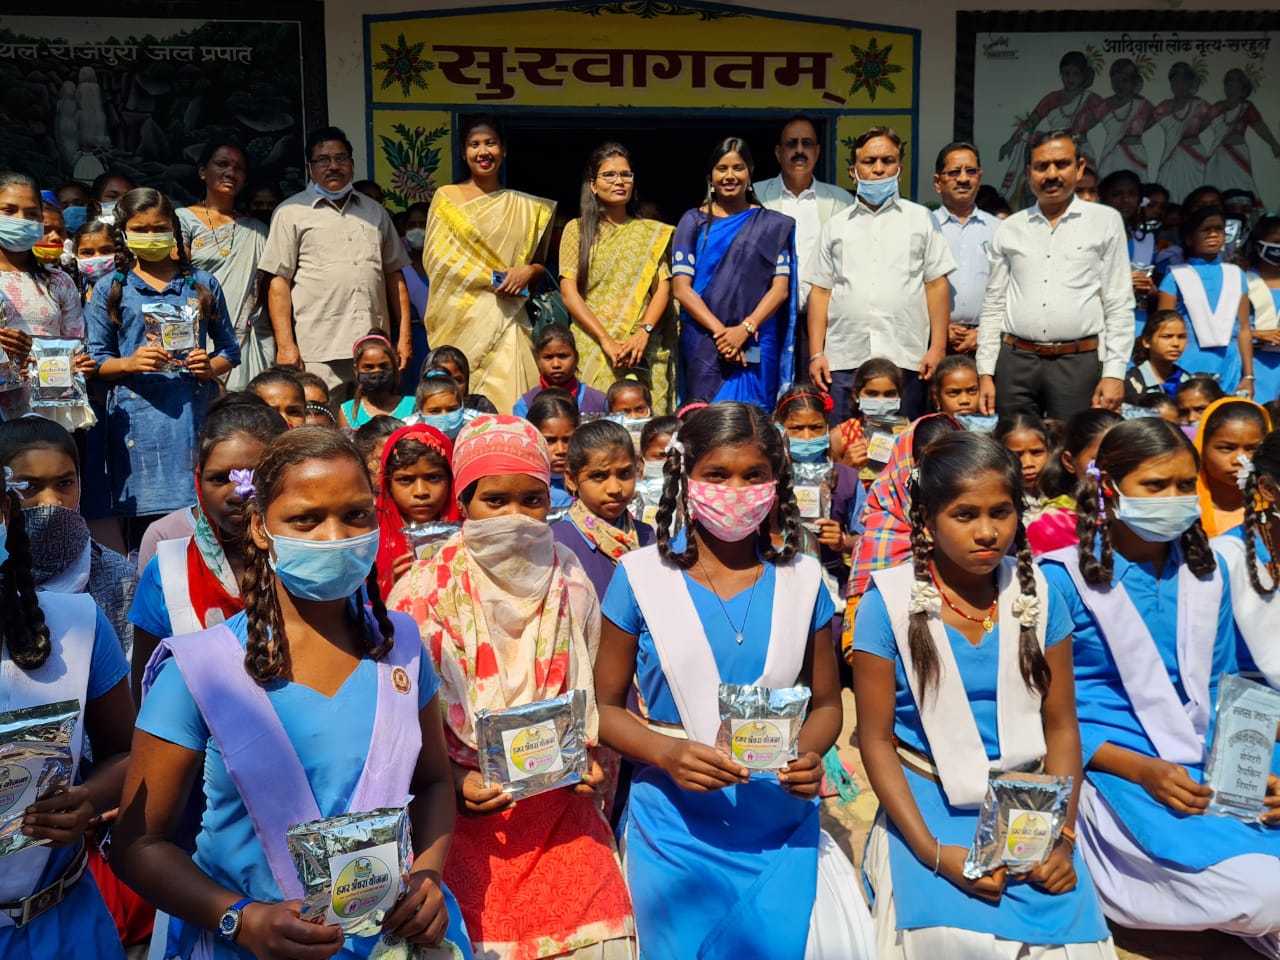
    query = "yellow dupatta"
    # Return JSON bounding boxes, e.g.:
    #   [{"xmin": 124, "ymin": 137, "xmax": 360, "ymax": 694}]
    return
[
  {"xmin": 423, "ymin": 186, "xmax": 556, "ymax": 412},
  {"xmin": 561, "ymin": 217, "xmax": 675, "ymax": 410}
]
